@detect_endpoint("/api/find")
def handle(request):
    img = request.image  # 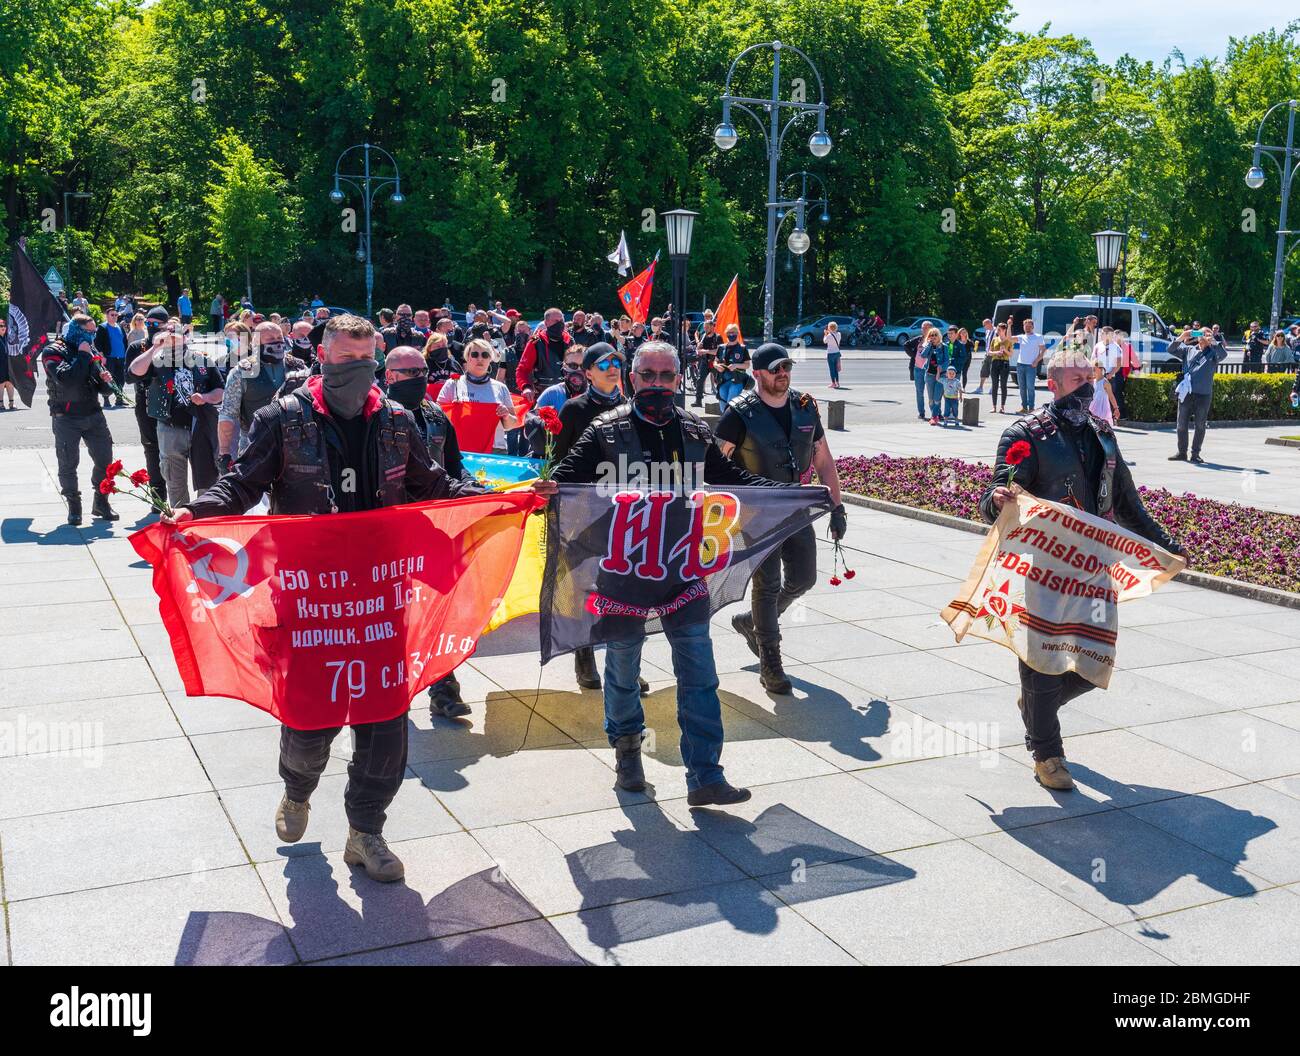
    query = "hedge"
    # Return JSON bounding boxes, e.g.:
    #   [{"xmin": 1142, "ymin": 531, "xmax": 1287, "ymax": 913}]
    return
[{"xmin": 1123, "ymin": 372, "xmax": 1297, "ymax": 422}]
